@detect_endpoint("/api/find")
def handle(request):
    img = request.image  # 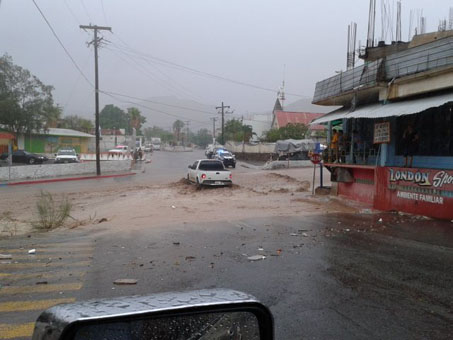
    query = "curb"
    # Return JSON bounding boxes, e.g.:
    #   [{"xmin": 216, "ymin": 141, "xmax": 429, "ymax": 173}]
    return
[{"xmin": 1, "ymin": 172, "xmax": 136, "ymax": 187}]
